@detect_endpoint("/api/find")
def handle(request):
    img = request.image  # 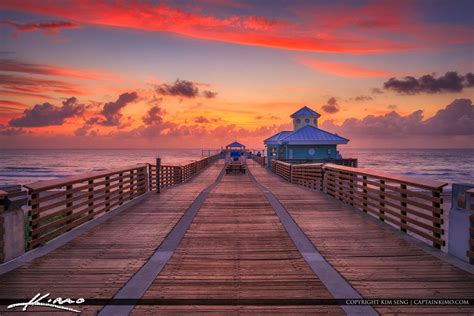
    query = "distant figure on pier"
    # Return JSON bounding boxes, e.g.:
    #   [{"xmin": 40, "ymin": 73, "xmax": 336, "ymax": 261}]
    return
[{"xmin": 256, "ymin": 151, "xmax": 262, "ymax": 157}]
